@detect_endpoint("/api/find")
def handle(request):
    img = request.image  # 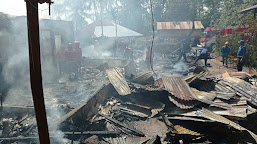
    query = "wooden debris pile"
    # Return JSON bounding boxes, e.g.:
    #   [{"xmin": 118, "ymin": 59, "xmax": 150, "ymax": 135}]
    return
[{"xmin": 2, "ymin": 67, "xmax": 257, "ymax": 144}]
